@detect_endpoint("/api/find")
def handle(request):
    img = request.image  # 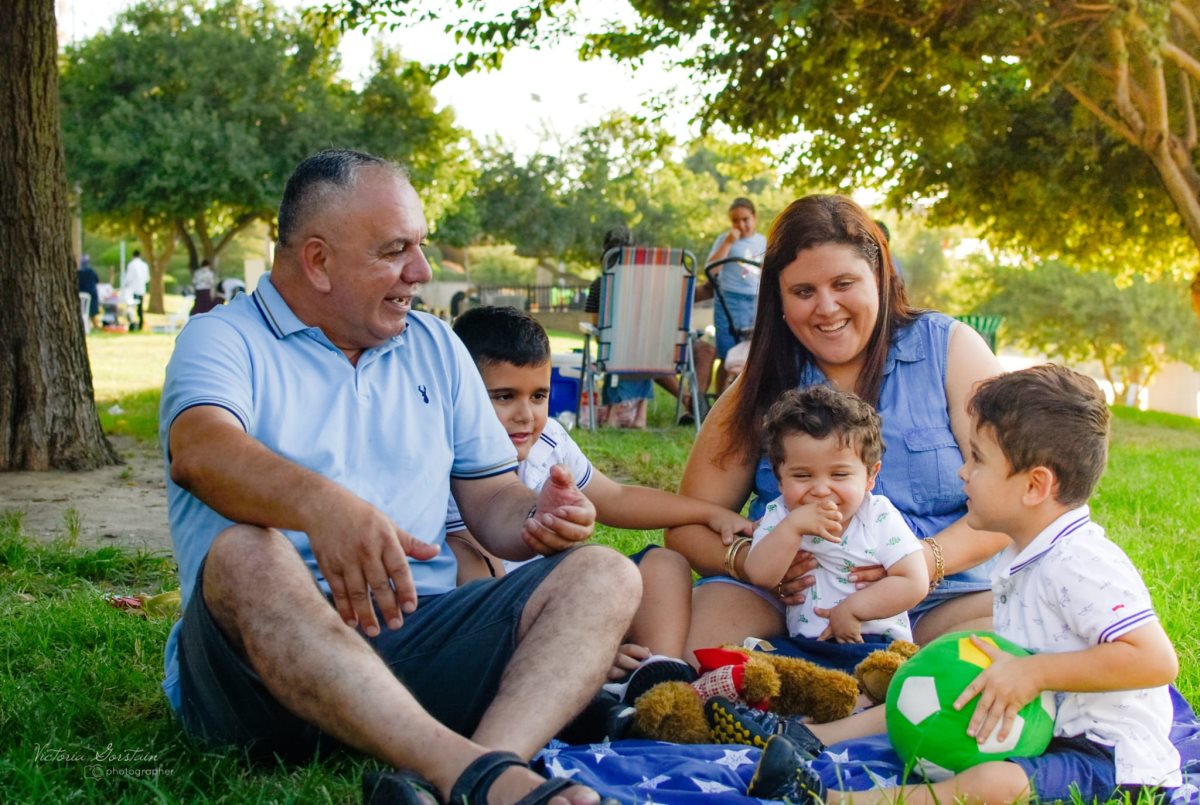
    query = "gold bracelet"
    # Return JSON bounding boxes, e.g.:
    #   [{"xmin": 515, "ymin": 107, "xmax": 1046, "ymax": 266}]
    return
[
  {"xmin": 927, "ymin": 537, "xmax": 945, "ymax": 592},
  {"xmin": 725, "ymin": 536, "xmax": 752, "ymax": 583}
]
